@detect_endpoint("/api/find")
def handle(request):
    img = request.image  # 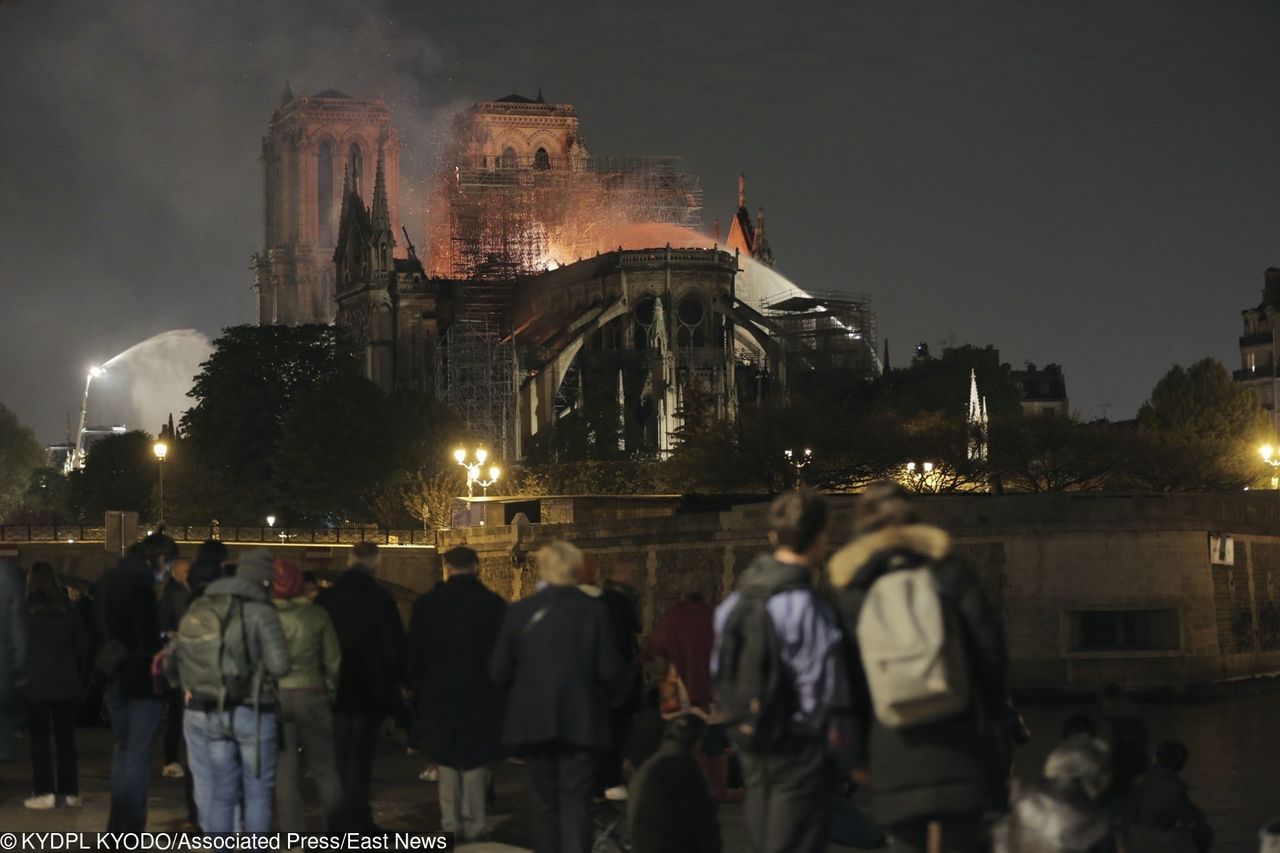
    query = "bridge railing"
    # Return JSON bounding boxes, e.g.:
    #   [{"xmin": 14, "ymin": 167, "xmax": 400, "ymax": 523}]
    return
[{"xmin": 0, "ymin": 525, "xmax": 437, "ymax": 547}]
